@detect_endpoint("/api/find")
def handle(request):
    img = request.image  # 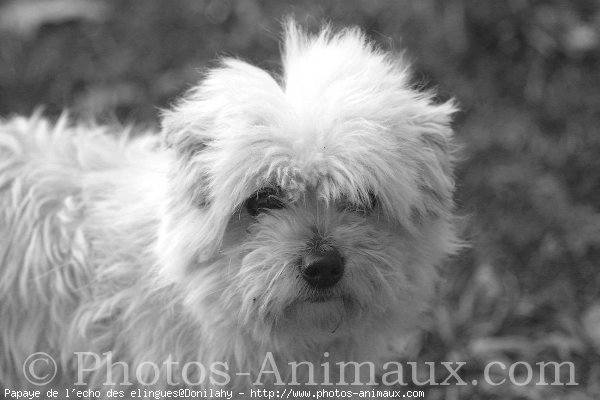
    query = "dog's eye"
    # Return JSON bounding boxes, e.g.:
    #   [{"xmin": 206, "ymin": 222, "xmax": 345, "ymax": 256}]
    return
[
  {"xmin": 245, "ymin": 186, "xmax": 285, "ymax": 217},
  {"xmin": 368, "ymin": 191, "xmax": 377, "ymax": 209},
  {"xmin": 343, "ymin": 191, "xmax": 378, "ymax": 214}
]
